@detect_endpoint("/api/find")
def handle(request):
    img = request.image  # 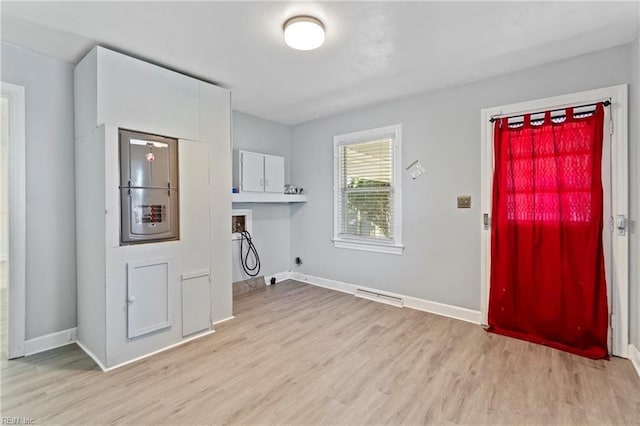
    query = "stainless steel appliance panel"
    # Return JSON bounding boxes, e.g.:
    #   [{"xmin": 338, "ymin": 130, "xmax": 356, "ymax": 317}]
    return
[
  {"xmin": 128, "ymin": 140, "xmax": 171, "ymax": 188},
  {"xmin": 120, "ymin": 129, "xmax": 178, "ymax": 189},
  {"xmin": 119, "ymin": 129, "xmax": 179, "ymax": 244},
  {"xmin": 121, "ymin": 188, "xmax": 178, "ymax": 242}
]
